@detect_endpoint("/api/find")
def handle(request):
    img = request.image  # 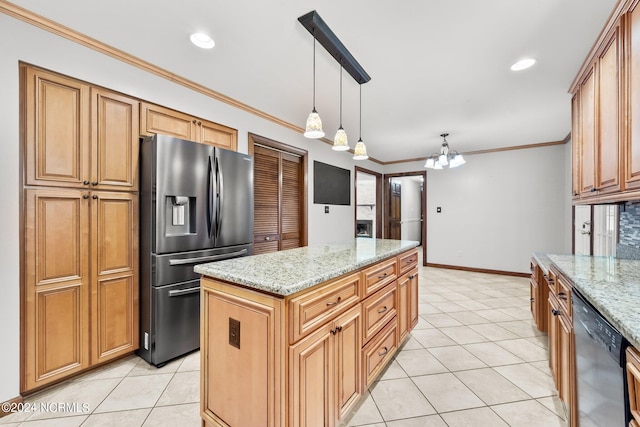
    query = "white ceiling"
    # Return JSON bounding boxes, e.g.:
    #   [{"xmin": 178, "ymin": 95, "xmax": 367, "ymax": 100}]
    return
[{"xmin": 10, "ymin": 0, "xmax": 618, "ymax": 163}]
